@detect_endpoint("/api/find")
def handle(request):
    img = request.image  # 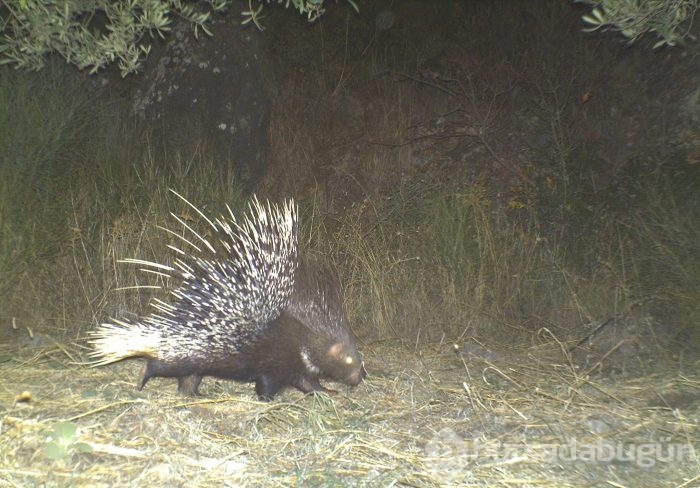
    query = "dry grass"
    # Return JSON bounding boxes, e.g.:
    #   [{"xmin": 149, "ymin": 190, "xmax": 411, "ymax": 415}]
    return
[{"xmin": 1, "ymin": 333, "xmax": 698, "ymax": 487}]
